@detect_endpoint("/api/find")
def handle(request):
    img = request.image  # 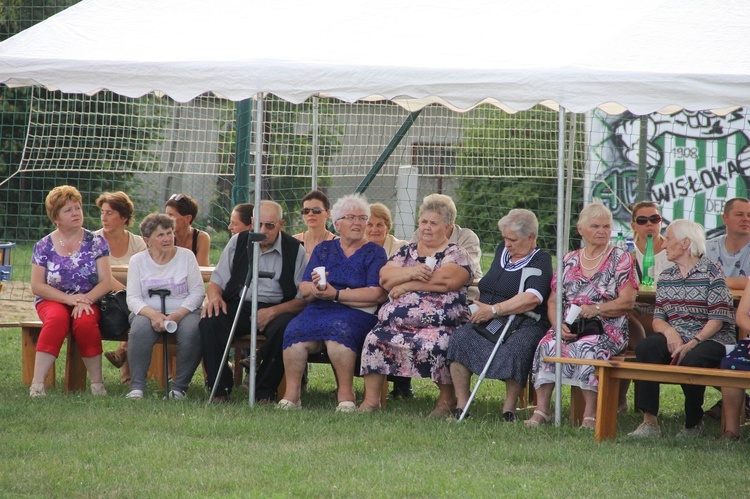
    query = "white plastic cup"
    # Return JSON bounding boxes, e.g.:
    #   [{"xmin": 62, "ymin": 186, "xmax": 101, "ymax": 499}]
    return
[
  {"xmin": 313, "ymin": 266, "xmax": 327, "ymax": 288},
  {"xmin": 425, "ymin": 256, "xmax": 437, "ymax": 270},
  {"xmin": 564, "ymin": 304, "xmax": 582, "ymax": 325},
  {"xmin": 163, "ymin": 320, "xmax": 178, "ymax": 334},
  {"xmin": 469, "ymin": 304, "xmax": 479, "ymax": 314}
]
